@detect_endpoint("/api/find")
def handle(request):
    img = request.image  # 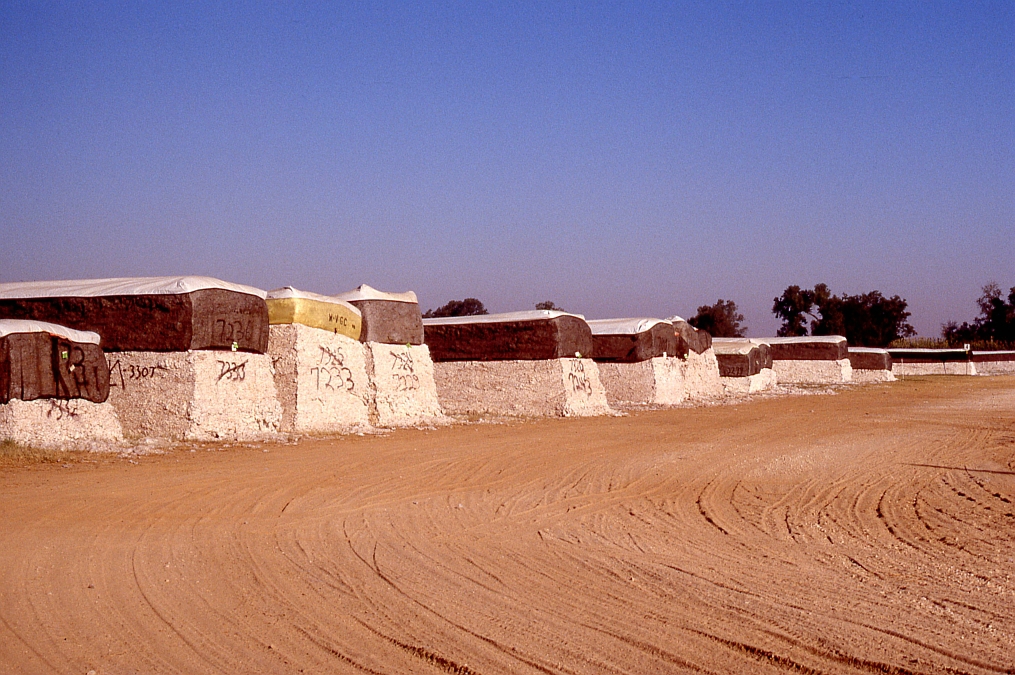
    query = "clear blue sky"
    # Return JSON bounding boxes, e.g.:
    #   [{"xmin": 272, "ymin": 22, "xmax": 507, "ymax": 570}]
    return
[{"xmin": 2, "ymin": 2, "xmax": 1012, "ymax": 336}]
